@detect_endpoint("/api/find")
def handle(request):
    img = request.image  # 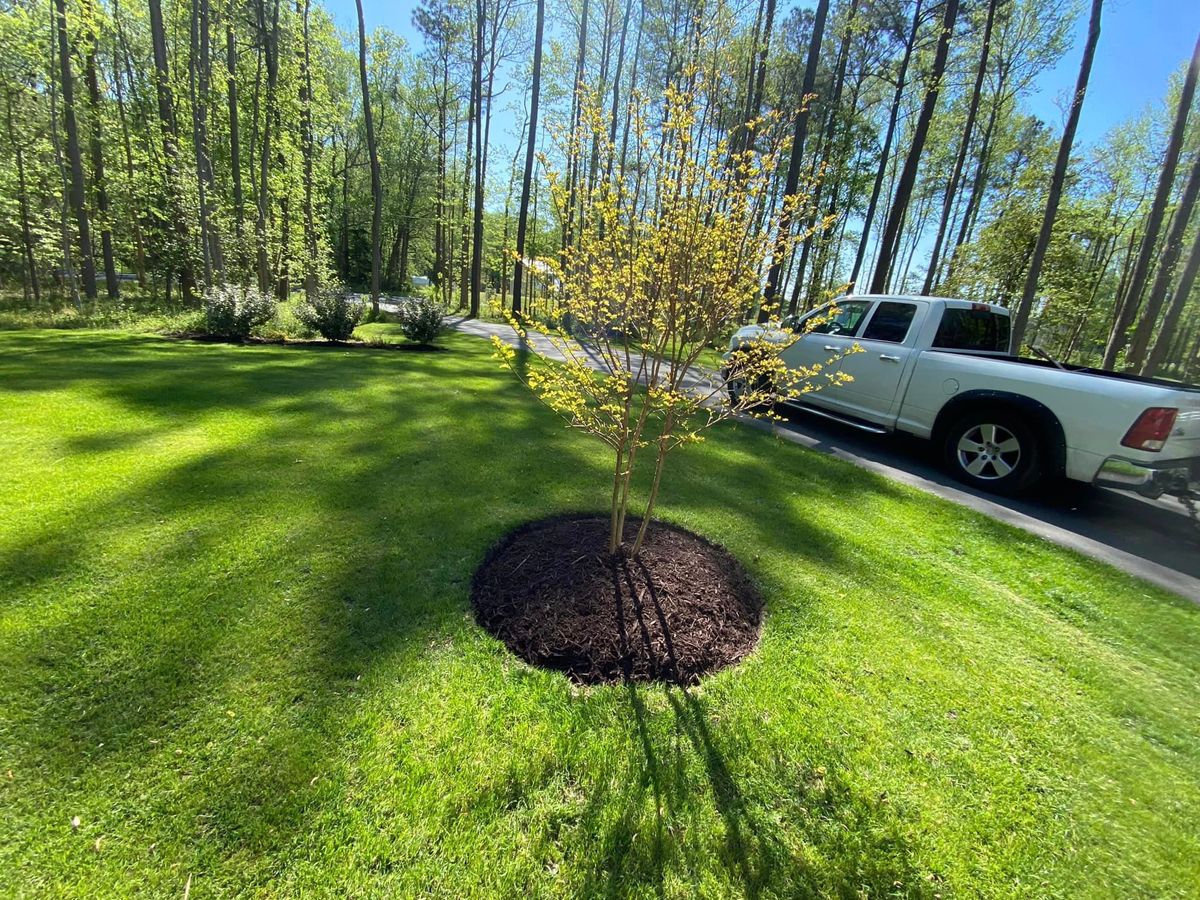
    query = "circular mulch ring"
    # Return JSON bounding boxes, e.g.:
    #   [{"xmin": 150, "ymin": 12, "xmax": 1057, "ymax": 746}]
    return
[{"xmin": 471, "ymin": 514, "xmax": 762, "ymax": 685}]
